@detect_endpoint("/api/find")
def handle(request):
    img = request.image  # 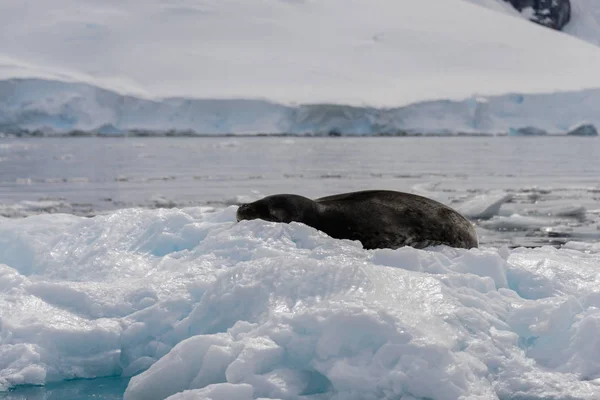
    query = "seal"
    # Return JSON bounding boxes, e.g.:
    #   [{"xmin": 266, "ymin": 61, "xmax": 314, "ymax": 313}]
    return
[{"xmin": 236, "ymin": 190, "xmax": 478, "ymax": 249}]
